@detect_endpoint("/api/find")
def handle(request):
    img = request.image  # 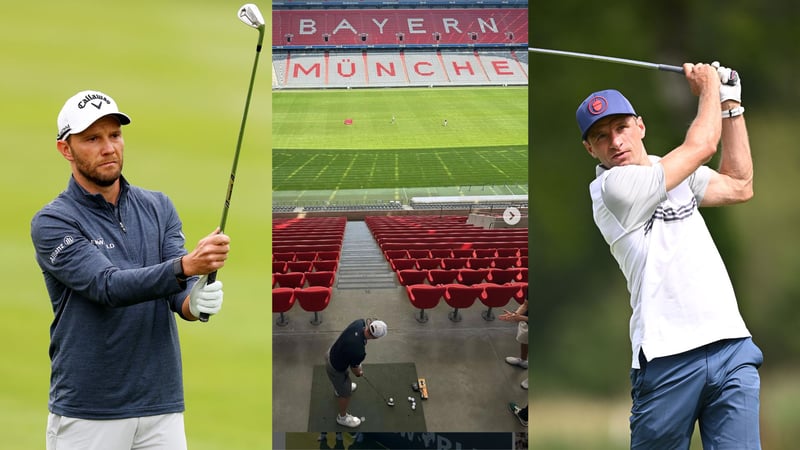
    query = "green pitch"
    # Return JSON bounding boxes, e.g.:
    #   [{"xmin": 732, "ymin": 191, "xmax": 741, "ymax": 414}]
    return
[{"xmin": 272, "ymin": 87, "xmax": 528, "ymax": 191}]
